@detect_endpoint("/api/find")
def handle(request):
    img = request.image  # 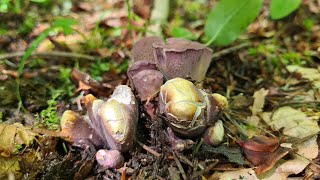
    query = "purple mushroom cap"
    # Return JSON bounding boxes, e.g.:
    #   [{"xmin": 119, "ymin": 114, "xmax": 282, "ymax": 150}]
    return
[
  {"xmin": 127, "ymin": 60, "xmax": 163, "ymax": 101},
  {"xmin": 153, "ymin": 38, "xmax": 213, "ymax": 82},
  {"xmin": 132, "ymin": 36, "xmax": 163, "ymax": 62}
]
